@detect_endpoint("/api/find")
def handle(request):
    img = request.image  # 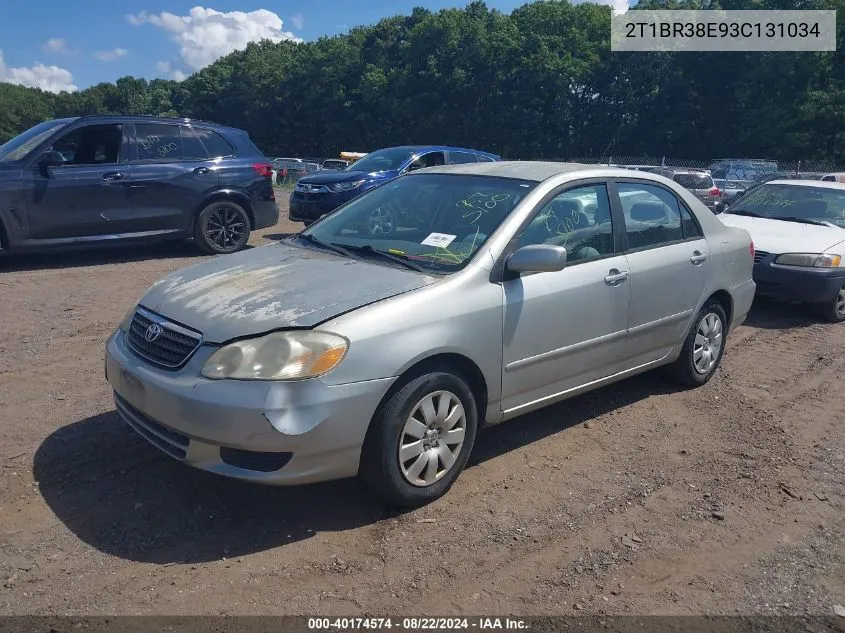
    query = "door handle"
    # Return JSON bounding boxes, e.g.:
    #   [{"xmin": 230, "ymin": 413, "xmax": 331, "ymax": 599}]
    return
[
  {"xmin": 690, "ymin": 251, "xmax": 709, "ymax": 265},
  {"xmin": 102, "ymin": 171, "xmax": 124, "ymax": 182},
  {"xmin": 193, "ymin": 167, "xmax": 210, "ymax": 175},
  {"xmin": 604, "ymin": 269, "xmax": 629, "ymax": 285}
]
